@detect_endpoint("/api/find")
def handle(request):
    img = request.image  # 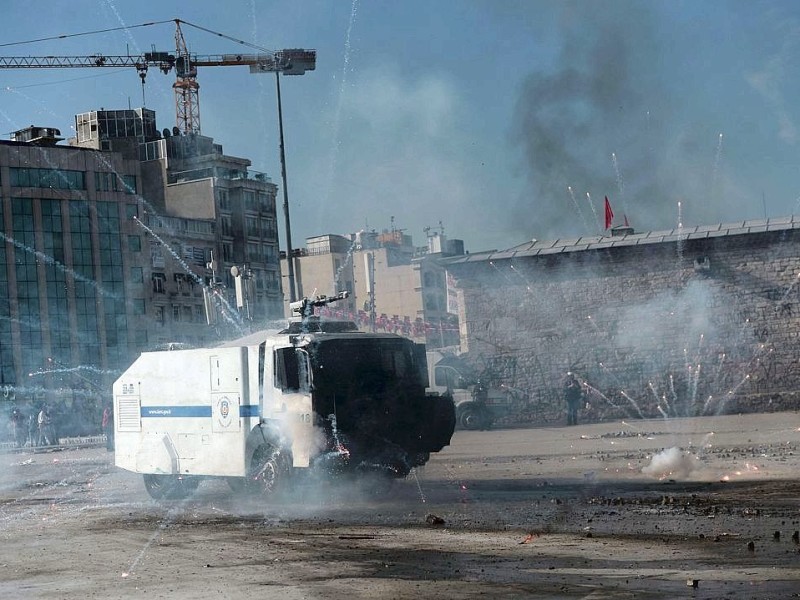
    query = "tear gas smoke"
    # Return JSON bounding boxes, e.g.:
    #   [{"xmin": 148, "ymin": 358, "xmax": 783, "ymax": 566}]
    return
[
  {"xmin": 509, "ymin": 1, "xmax": 754, "ymax": 242},
  {"xmin": 642, "ymin": 446, "xmax": 696, "ymax": 480}
]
